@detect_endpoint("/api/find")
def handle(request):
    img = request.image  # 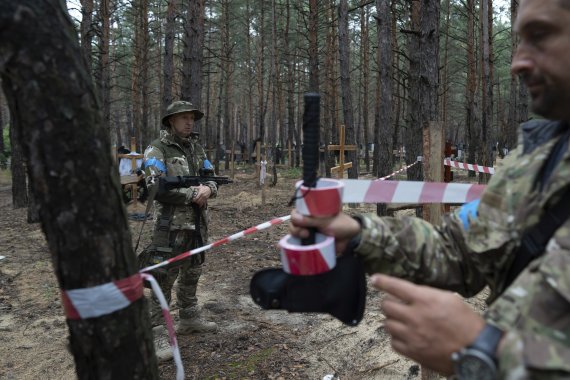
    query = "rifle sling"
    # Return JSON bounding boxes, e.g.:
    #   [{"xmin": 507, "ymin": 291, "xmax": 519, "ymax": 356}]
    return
[{"xmin": 503, "ymin": 186, "xmax": 570, "ymax": 291}]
